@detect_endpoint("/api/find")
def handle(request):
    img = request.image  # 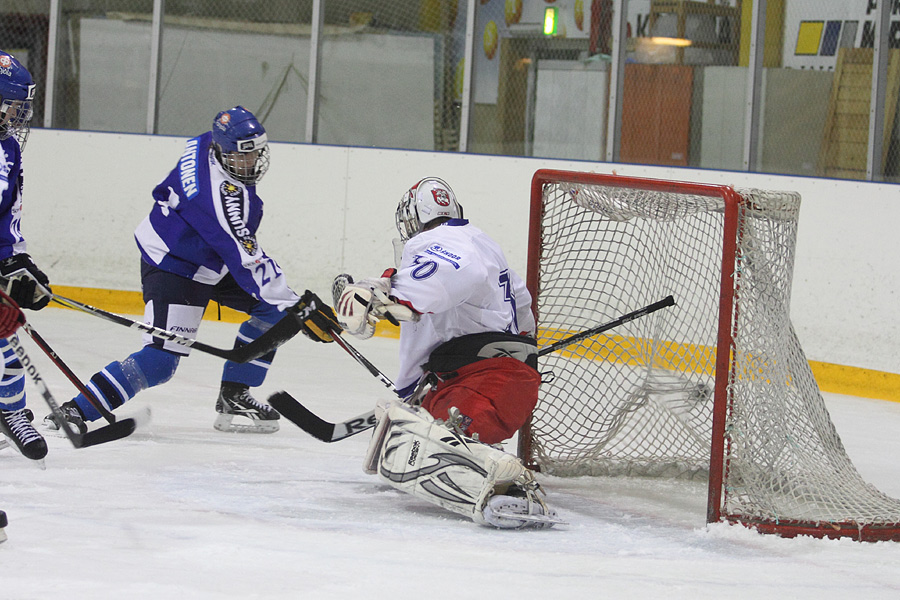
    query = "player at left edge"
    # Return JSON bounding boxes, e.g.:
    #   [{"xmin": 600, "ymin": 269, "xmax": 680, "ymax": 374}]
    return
[{"xmin": 0, "ymin": 50, "xmax": 54, "ymax": 462}]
